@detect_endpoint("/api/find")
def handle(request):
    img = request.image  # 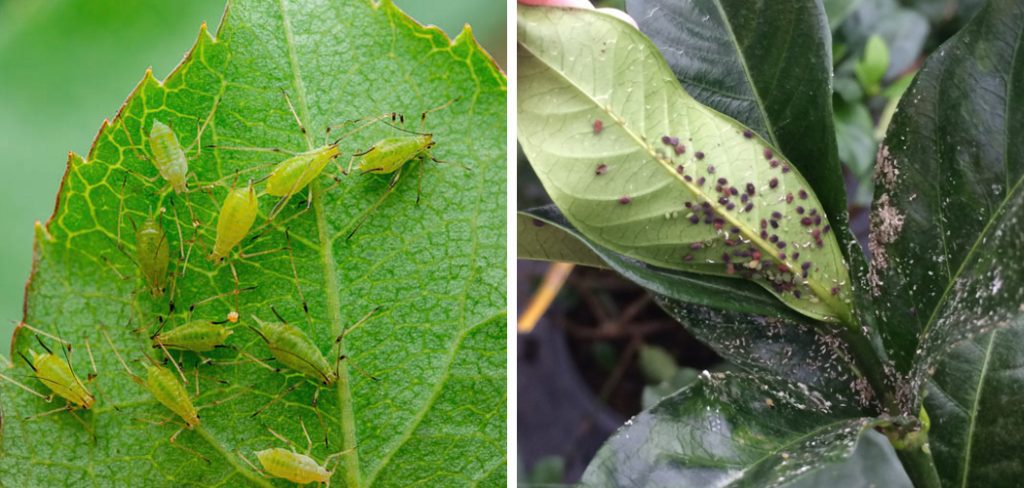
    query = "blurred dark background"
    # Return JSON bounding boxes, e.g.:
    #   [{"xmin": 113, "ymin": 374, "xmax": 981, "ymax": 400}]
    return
[
  {"xmin": 517, "ymin": 0, "xmax": 982, "ymax": 484},
  {"xmin": 0, "ymin": 0, "xmax": 505, "ymax": 341}
]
